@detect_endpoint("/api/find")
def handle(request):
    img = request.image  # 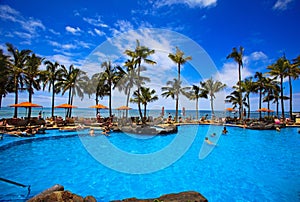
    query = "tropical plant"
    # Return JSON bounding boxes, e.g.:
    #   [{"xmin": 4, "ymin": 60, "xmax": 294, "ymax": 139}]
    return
[
  {"xmin": 254, "ymin": 72, "xmax": 266, "ymax": 119},
  {"xmin": 130, "ymin": 87, "xmax": 158, "ymax": 121},
  {"xmin": 187, "ymin": 84, "xmax": 208, "ymax": 120},
  {"xmin": 6, "ymin": 43, "xmax": 32, "ymax": 118},
  {"xmin": 288, "ymin": 55, "xmax": 300, "ymax": 119},
  {"xmin": 42, "ymin": 60, "xmax": 63, "ymax": 118},
  {"xmin": 263, "ymin": 78, "xmax": 280, "ymax": 116},
  {"xmin": 225, "ymin": 90, "xmax": 247, "ymax": 112},
  {"xmin": 201, "ymin": 78, "xmax": 226, "ymax": 118},
  {"xmin": 267, "ymin": 56, "xmax": 289, "ymax": 120},
  {"xmin": 161, "ymin": 78, "xmax": 190, "ymax": 122},
  {"xmin": 23, "ymin": 53, "xmax": 44, "ymax": 118},
  {"xmin": 226, "ymin": 46, "xmax": 244, "ymax": 119},
  {"xmin": 240, "ymin": 77, "xmax": 256, "ymax": 118},
  {"xmin": 124, "ymin": 40, "xmax": 156, "ymax": 122},
  {"xmin": 57, "ymin": 64, "xmax": 88, "ymax": 118},
  {"xmin": 0, "ymin": 49, "xmax": 12, "ymax": 108},
  {"xmin": 100, "ymin": 61, "xmax": 122, "ymax": 117},
  {"xmin": 168, "ymin": 47, "xmax": 192, "ymax": 122}
]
